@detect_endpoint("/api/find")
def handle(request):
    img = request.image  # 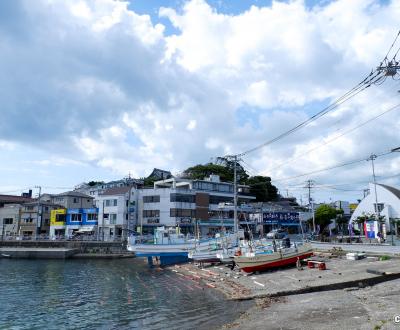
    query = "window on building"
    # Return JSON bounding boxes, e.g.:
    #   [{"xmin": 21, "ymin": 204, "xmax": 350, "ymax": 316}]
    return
[
  {"xmin": 3, "ymin": 218, "xmax": 13, "ymax": 225},
  {"xmin": 170, "ymin": 208, "xmax": 196, "ymax": 218},
  {"xmin": 143, "ymin": 210, "xmax": 160, "ymax": 217},
  {"xmin": 87, "ymin": 213, "xmax": 98, "ymax": 221},
  {"xmin": 374, "ymin": 203, "xmax": 385, "ymax": 213},
  {"xmin": 55, "ymin": 197, "xmax": 64, "ymax": 203},
  {"xmin": 110, "ymin": 214, "xmax": 117, "ymax": 224},
  {"xmin": 26, "ymin": 206, "xmax": 34, "ymax": 210},
  {"xmin": 209, "ymin": 195, "xmax": 233, "ymax": 205},
  {"xmin": 143, "ymin": 196, "xmax": 160, "ymax": 203},
  {"xmin": 217, "ymin": 184, "xmax": 231, "ymax": 192},
  {"xmin": 44, "ymin": 206, "xmax": 49, "ymax": 212},
  {"xmin": 87, "ymin": 199, "xmax": 91, "ymax": 203},
  {"xmin": 73, "ymin": 198, "xmax": 79, "ymax": 203},
  {"xmin": 103, "ymin": 214, "xmax": 109, "ymax": 219},
  {"xmin": 71, "ymin": 214, "xmax": 82, "ymax": 222},
  {"xmin": 24, "ymin": 218, "xmax": 33, "ymax": 223},
  {"xmin": 105, "ymin": 199, "xmax": 117, "ymax": 207},
  {"xmin": 55, "ymin": 214, "xmax": 66, "ymax": 222},
  {"xmin": 170, "ymin": 193, "xmax": 195, "ymax": 203}
]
